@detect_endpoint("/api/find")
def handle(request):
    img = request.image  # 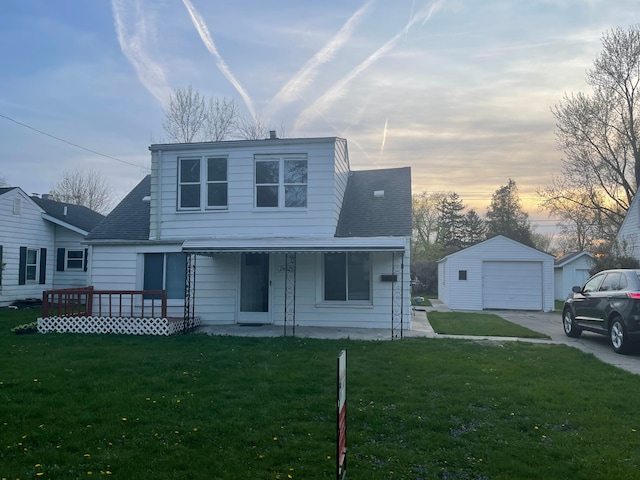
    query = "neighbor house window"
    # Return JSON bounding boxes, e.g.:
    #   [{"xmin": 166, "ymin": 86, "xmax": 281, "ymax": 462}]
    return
[
  {"xmin": 57, "ymin": 248, "xmax": 88, "ymax": 272},
  {"xmin": 18, "ymin": 246, "xmax": 46, "ymax": 285},
  {"xmin": 13, "ymin": 198, "xmax": 21, "ymax": 215},
  {"xmin": 178, "ymin": 157, "xmax": 228, "ymax": 210},
  {"xmin": 255, "ymin": 155, "xmax": 307, "ymax": 208},
  {"xmin": 143, "ymin": 253, "xmax": 187, "ymax": 299},
  {"xmin": 66, "ymin": 250, "xmax": 85, "ymax": 270},
  {"xmin": 323, "ymin": 252, "xmax": 370, "ymax": 302},
  {"xmin": 459, "ymin": 270, "xmax": 467, "ymax": 281}
]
